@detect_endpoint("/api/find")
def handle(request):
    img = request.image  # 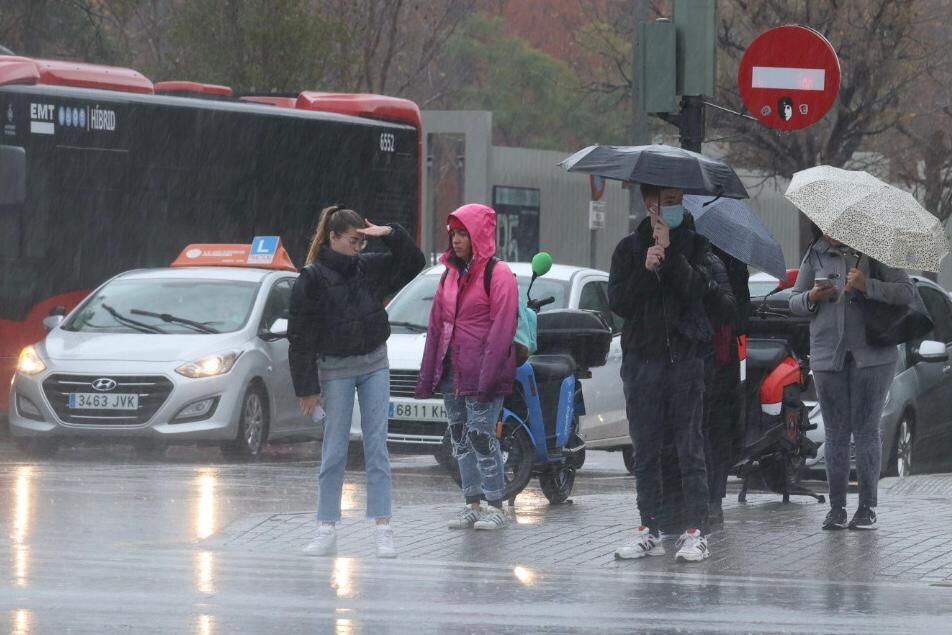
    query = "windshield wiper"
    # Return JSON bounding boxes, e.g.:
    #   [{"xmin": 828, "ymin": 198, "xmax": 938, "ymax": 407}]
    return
[
  {"xmin": 130, "ymin": 309, "xmax": 220, "ymax": 334},
  {"xmin": 389, "ymin": 321, "xmax": 427, "ymax": 333},
  {"xmin": 101, "ymin": 303, "xmax": 166, "ymax": 334}
]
